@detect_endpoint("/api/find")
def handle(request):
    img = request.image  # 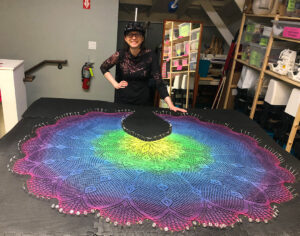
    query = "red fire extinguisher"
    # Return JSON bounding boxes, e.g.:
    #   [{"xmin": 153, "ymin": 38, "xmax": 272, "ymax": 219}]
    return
[{"xmin": 81, "ymin": 62, "xmax": 94, "ymax": 90}]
